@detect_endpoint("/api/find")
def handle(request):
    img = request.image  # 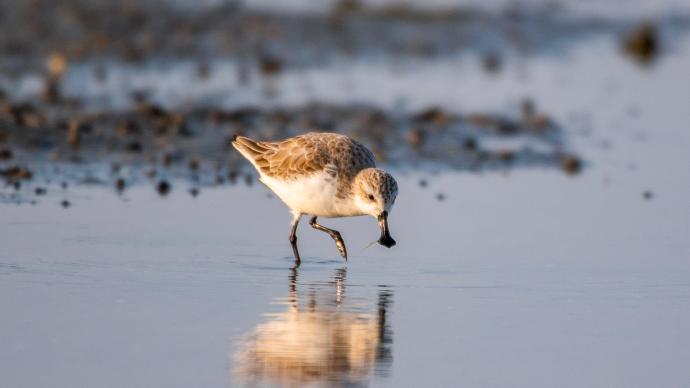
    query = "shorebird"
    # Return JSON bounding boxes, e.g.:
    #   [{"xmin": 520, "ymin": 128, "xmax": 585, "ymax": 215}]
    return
[{"xmin": 232, "ymin": 132, "xmax": 398, "ymax": 264}]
